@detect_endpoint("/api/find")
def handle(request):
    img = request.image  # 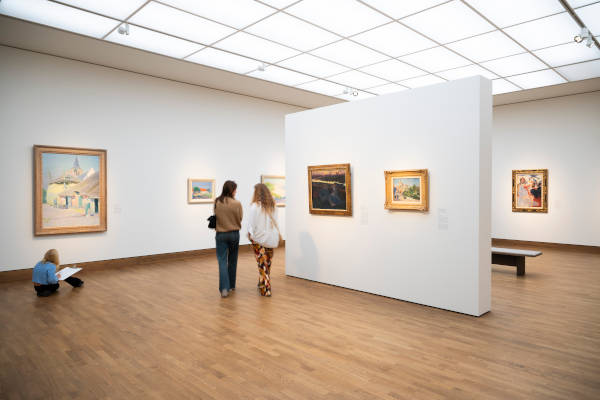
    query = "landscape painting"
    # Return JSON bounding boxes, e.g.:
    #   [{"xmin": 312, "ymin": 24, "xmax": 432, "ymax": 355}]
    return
[
  {"xmin": 188, "ymin": 178, "xmax": 215, "ymax": 204},
  {"xmin": 308, "ymin": 164, "xmax": 352, "ymax": 216},
  {"xmin": 34, "ymin": 145, "xmax": 107, "ymax": 235},
  {"xmin": 513, "ymin": 169, "xmax": 548, "ymax": 212},
  {"xmin": 384, "ymin": 169, "xmax": 429, "ymax": 211},
  {"xmin": 261, "ymin": 175, "xmax": 285, "ymax": 207}
]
